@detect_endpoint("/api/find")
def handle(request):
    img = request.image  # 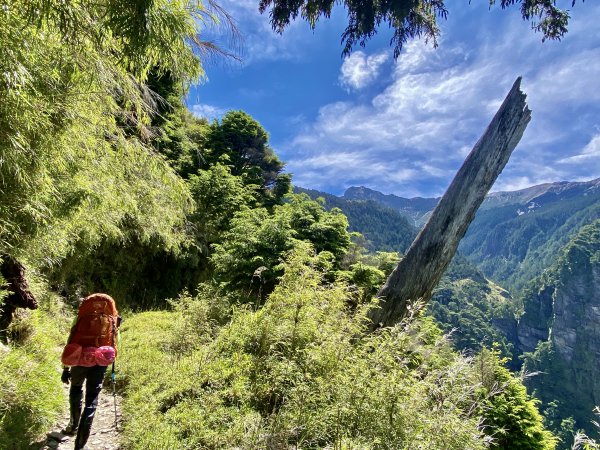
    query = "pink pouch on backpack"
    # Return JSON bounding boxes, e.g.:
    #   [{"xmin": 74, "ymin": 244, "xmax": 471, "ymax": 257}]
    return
[
  {"xmin": 79, "ymin": 347, "xmax": 98, "ymax": 367},
  {"xmin": 95, "ymin": 346, "xmax": 116, "ymax": 366},
  {"xmin": 61, "ymin": 343, "xmax": 82, "ymax": 366}
]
